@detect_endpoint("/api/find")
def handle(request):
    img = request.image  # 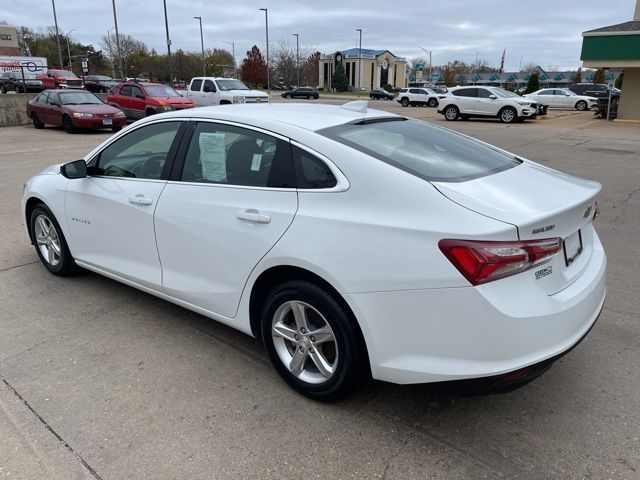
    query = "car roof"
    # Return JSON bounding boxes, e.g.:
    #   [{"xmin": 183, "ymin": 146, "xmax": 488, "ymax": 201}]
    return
[{"xmin": 141, "ymin": 103, "xmax": 399, "ymax": 132}]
